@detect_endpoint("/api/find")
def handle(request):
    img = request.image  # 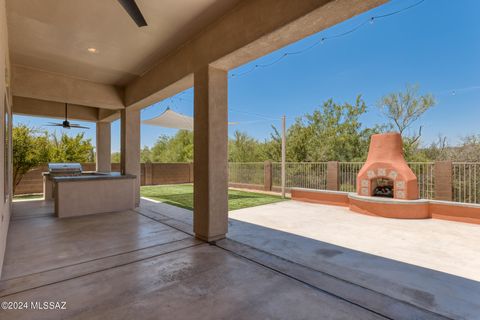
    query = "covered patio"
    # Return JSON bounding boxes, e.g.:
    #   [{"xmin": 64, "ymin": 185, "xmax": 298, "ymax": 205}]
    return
[
  {"xmin": 1, "ymin": 0, "xmax": 475, "ymax": 319},
  {"xmin": 0, "ymin": 199, "xmax": 454, "ymax": 319},
  {"xmin": 1, "ymin": 0, "xmax": 390, "ymax": 257}
]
